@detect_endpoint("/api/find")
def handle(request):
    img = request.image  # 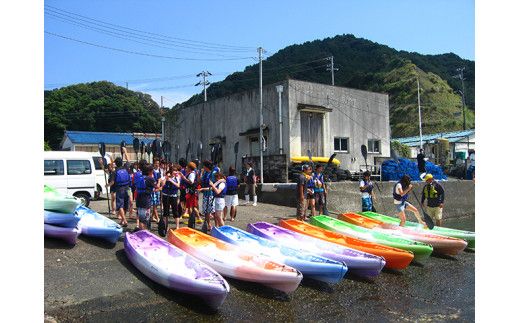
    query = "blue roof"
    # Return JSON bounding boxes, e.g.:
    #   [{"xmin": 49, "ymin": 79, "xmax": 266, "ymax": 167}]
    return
[
  {"xmin": 393, "ymin": 129, "xmax": 475, "ymax": 146},
  {"xmin": 64, "ymin": 130, "xmax": 158, "ymax": 145}
]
